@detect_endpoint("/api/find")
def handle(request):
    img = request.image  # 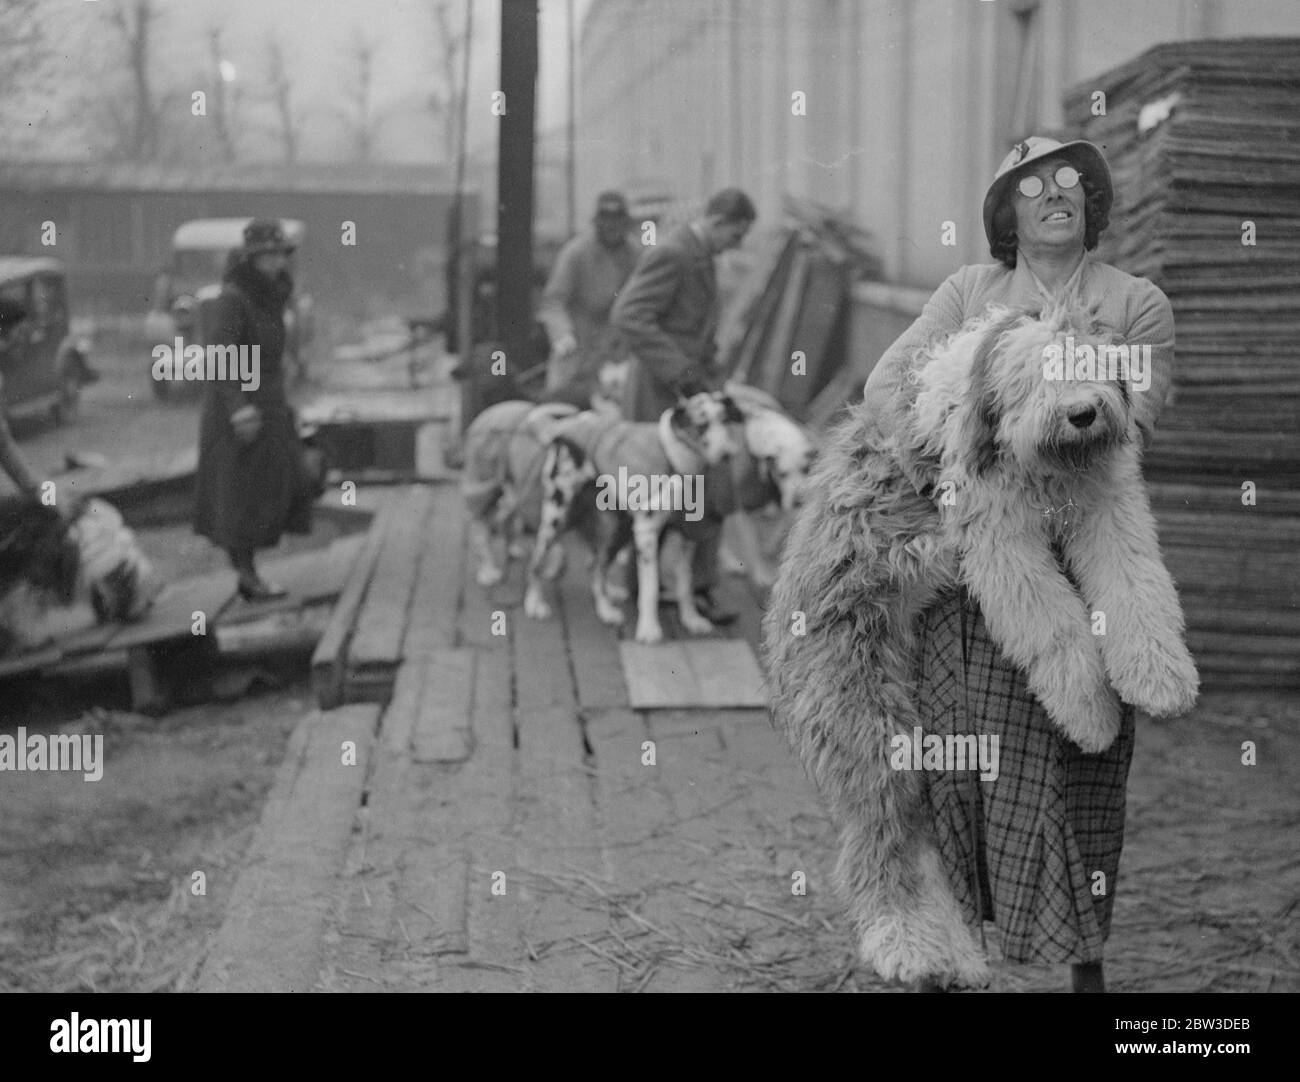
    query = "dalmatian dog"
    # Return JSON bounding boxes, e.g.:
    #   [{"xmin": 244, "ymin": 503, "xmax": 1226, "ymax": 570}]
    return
[{"xmin": 523, "ymin": 391, "xmax": 744, "ymax": 644}]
